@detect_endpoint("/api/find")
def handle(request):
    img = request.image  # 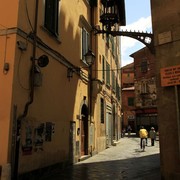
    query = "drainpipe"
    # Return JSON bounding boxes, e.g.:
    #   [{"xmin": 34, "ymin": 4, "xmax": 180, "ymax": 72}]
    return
[
  {"xmin": 89, "ymin": 2, "xmax": 93, "ymax": 157},
  {"xmin": 13, "ymin": 0, "xmax": 39, "ymax": 179}
]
